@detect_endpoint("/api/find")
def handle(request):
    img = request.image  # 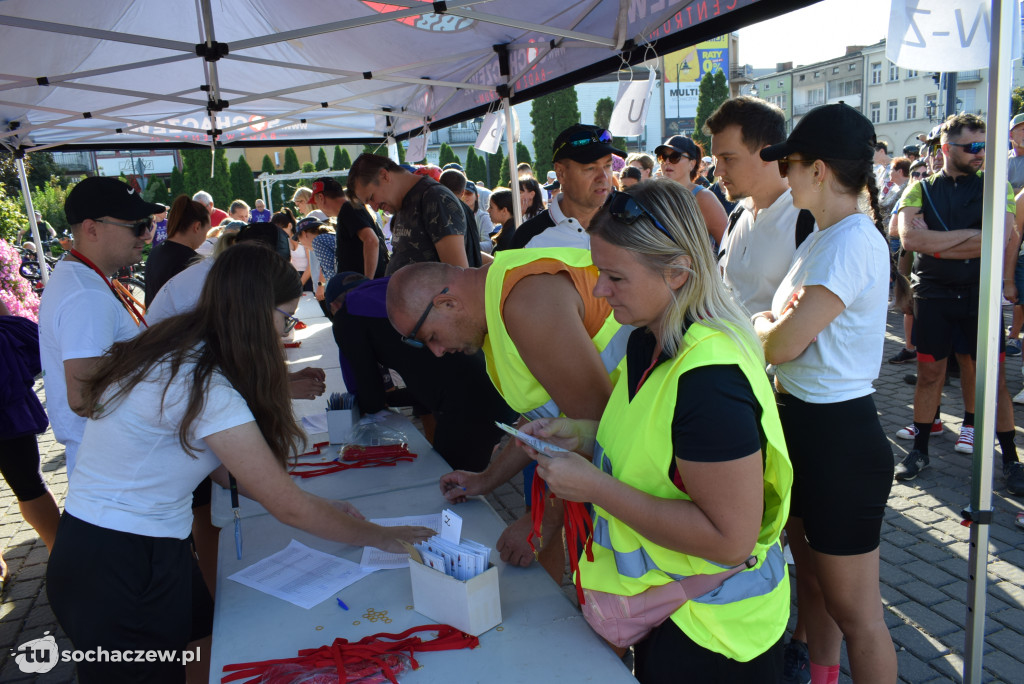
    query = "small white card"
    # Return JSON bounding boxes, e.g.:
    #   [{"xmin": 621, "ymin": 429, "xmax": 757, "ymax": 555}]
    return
[{"xmin": 440, "ymin": 508, "xmax": 462, "ymax": 543}]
